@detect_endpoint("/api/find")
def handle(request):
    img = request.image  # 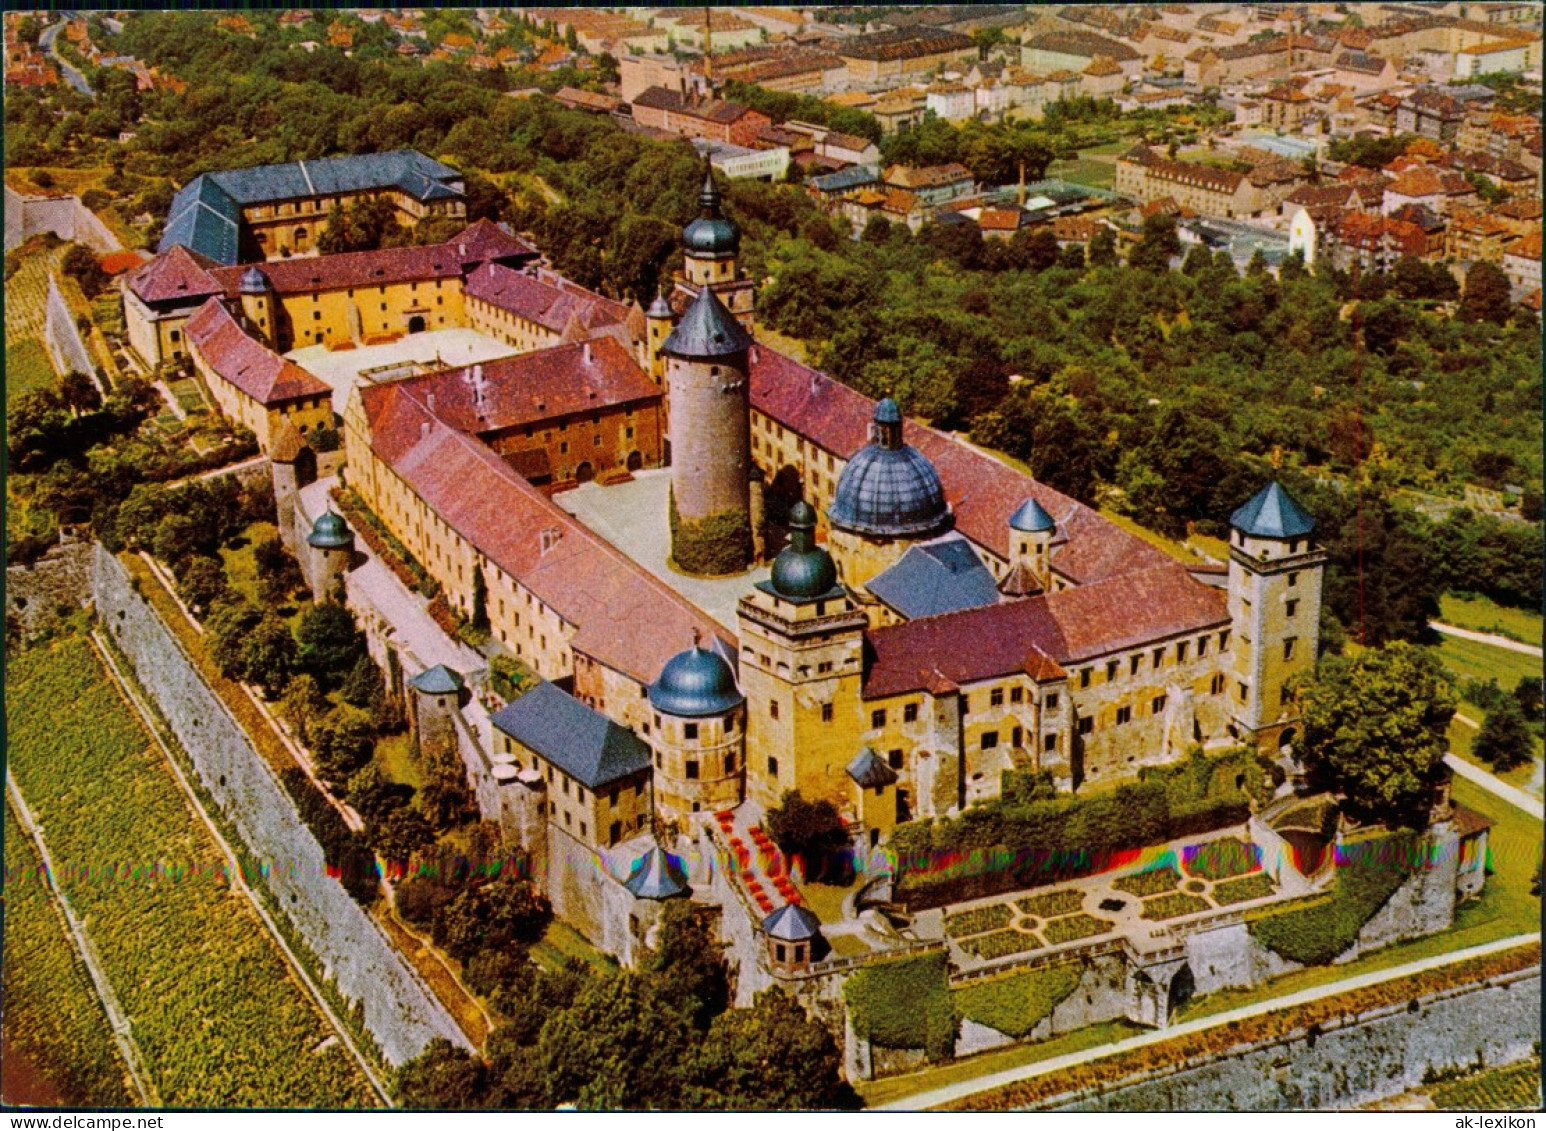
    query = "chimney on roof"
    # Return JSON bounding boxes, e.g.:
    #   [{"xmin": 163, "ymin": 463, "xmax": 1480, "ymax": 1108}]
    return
[
  {"xmin": 583, "ymin": 342, "xmax": 592, "ymax": 364},
  {"xmin": 427, "ymin": 392, "xmax": 435, "ymax": 413},
  {"xmin": 420, "ymin": 421, "xmax": 430, "ymax": 440},
  {"xmin": 750, "ymin": 346, "xmax": 759, "ymax": 364}
]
